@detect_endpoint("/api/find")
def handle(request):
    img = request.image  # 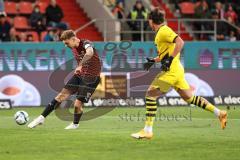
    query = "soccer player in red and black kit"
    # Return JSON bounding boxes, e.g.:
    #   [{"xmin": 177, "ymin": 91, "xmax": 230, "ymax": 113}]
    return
[{"xmin": 28, "ymin": 30, "xmax": 101, "ymax": 129}]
